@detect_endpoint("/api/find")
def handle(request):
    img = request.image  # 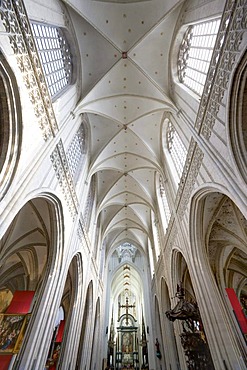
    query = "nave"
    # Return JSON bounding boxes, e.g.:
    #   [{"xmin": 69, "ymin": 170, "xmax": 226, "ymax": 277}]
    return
[{"xmin": 0, "ymin": 0, "xmax": 247, "ymax": 369}]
